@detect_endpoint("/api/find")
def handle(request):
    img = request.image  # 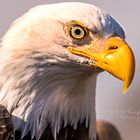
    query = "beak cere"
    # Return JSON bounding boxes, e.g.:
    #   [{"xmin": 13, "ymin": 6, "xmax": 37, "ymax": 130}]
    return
[{"xmin": 67, "ymin": 37, "xmax": 135, "ymax": 93}]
